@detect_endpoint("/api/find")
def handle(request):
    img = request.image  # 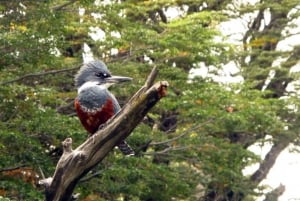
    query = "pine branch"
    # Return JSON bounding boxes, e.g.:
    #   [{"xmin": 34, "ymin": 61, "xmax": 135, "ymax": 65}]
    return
[{"xmin": 39, "ymin": 67, "xmax": 168, "ymax": 201}]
